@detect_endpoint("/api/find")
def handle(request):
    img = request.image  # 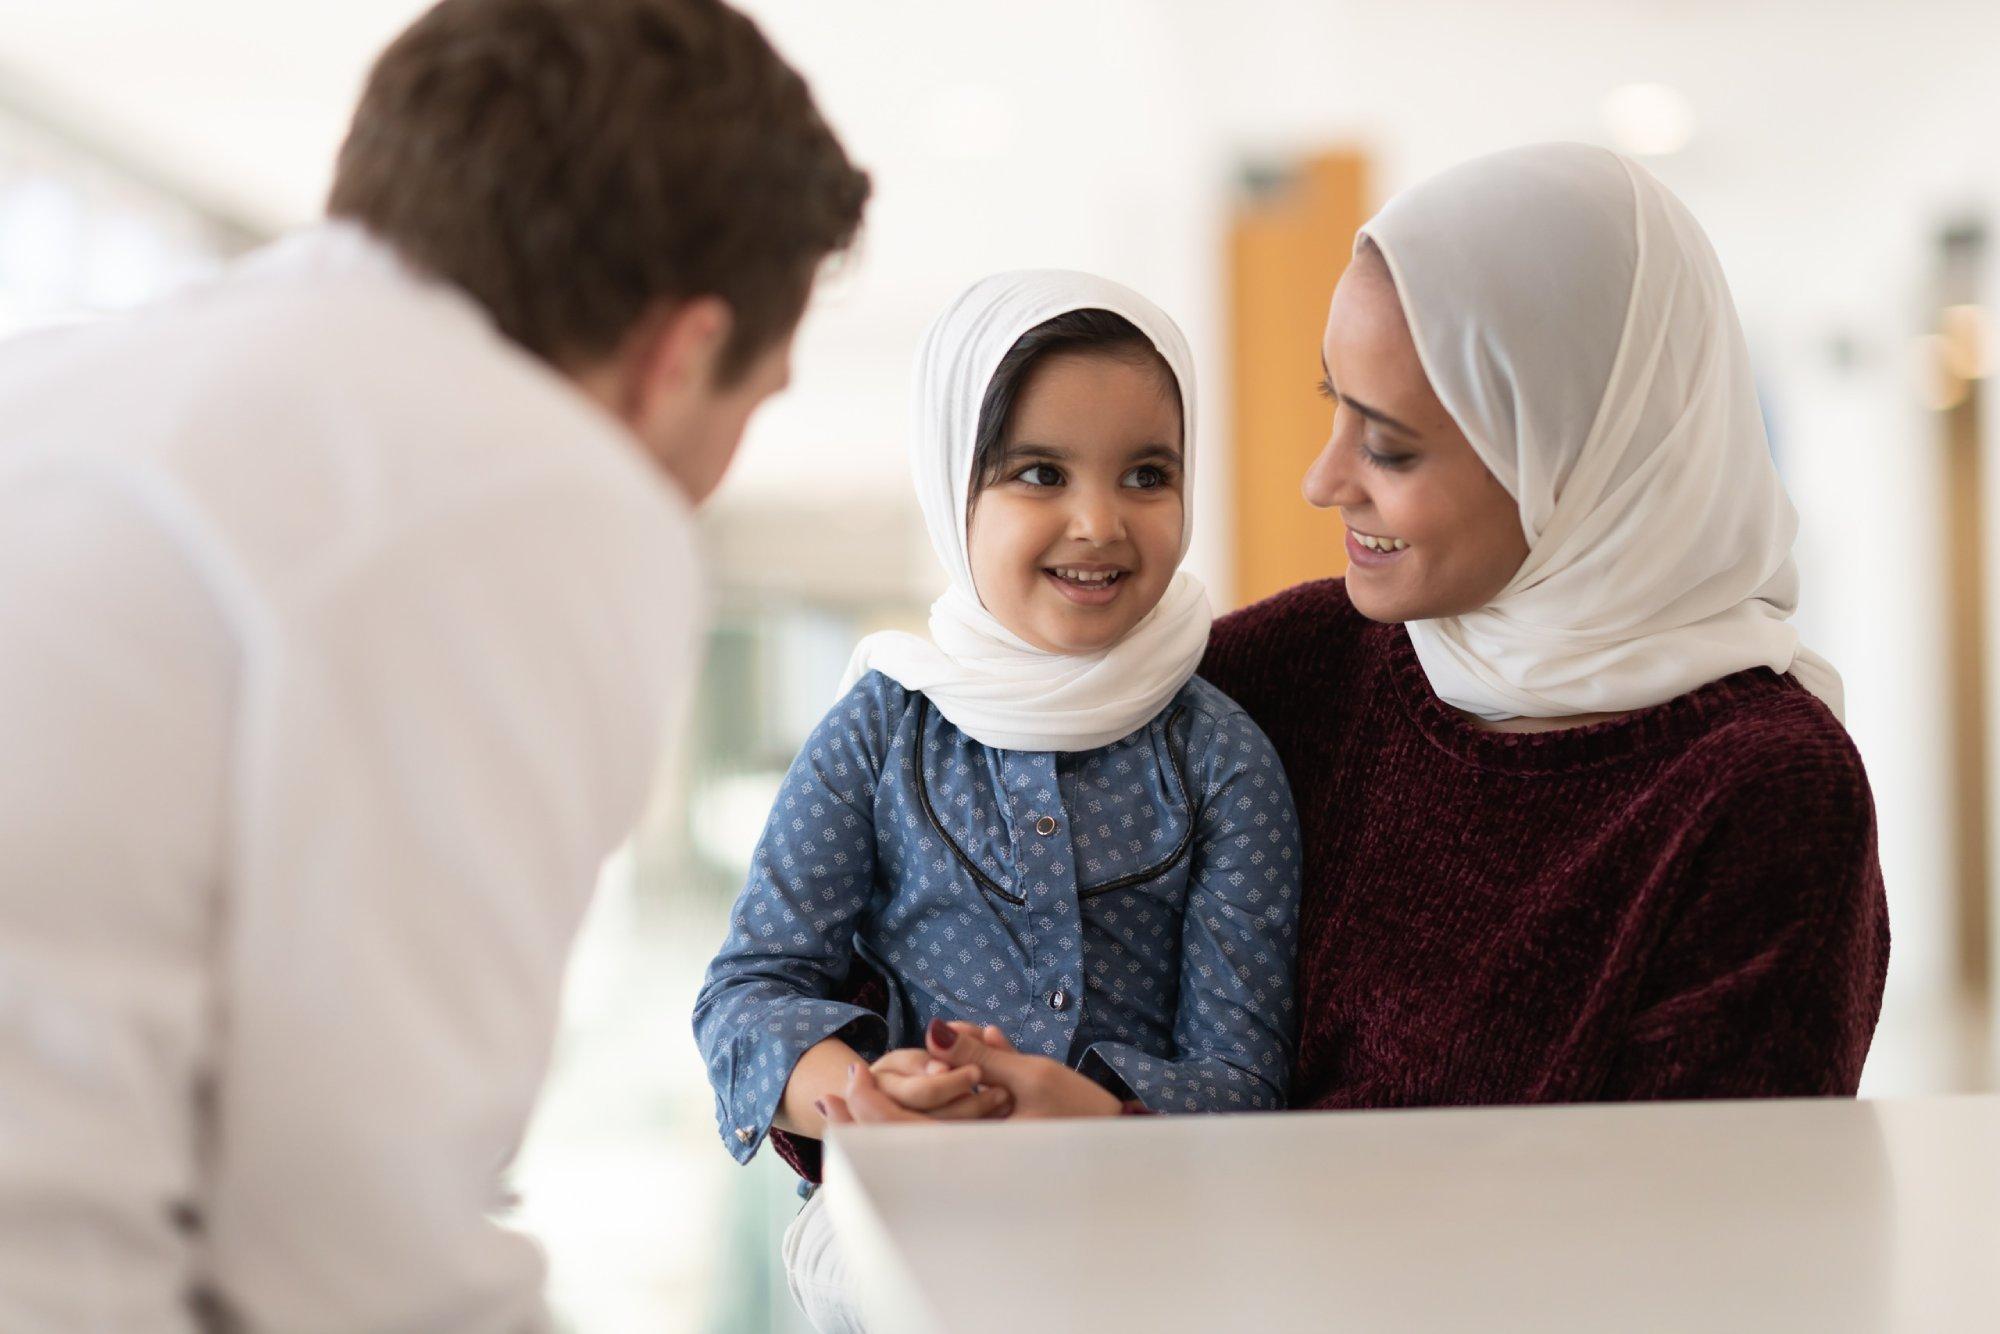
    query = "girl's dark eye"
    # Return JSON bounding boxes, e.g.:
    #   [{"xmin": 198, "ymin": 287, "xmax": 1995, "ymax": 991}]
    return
[
  {"xmin": 1016, "ymin": 463, "xmax": 1062, "ymax": 487},
  {"xmin": 1125, "ymin": 464, "xmax": 1173, "ymax": 490}
]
